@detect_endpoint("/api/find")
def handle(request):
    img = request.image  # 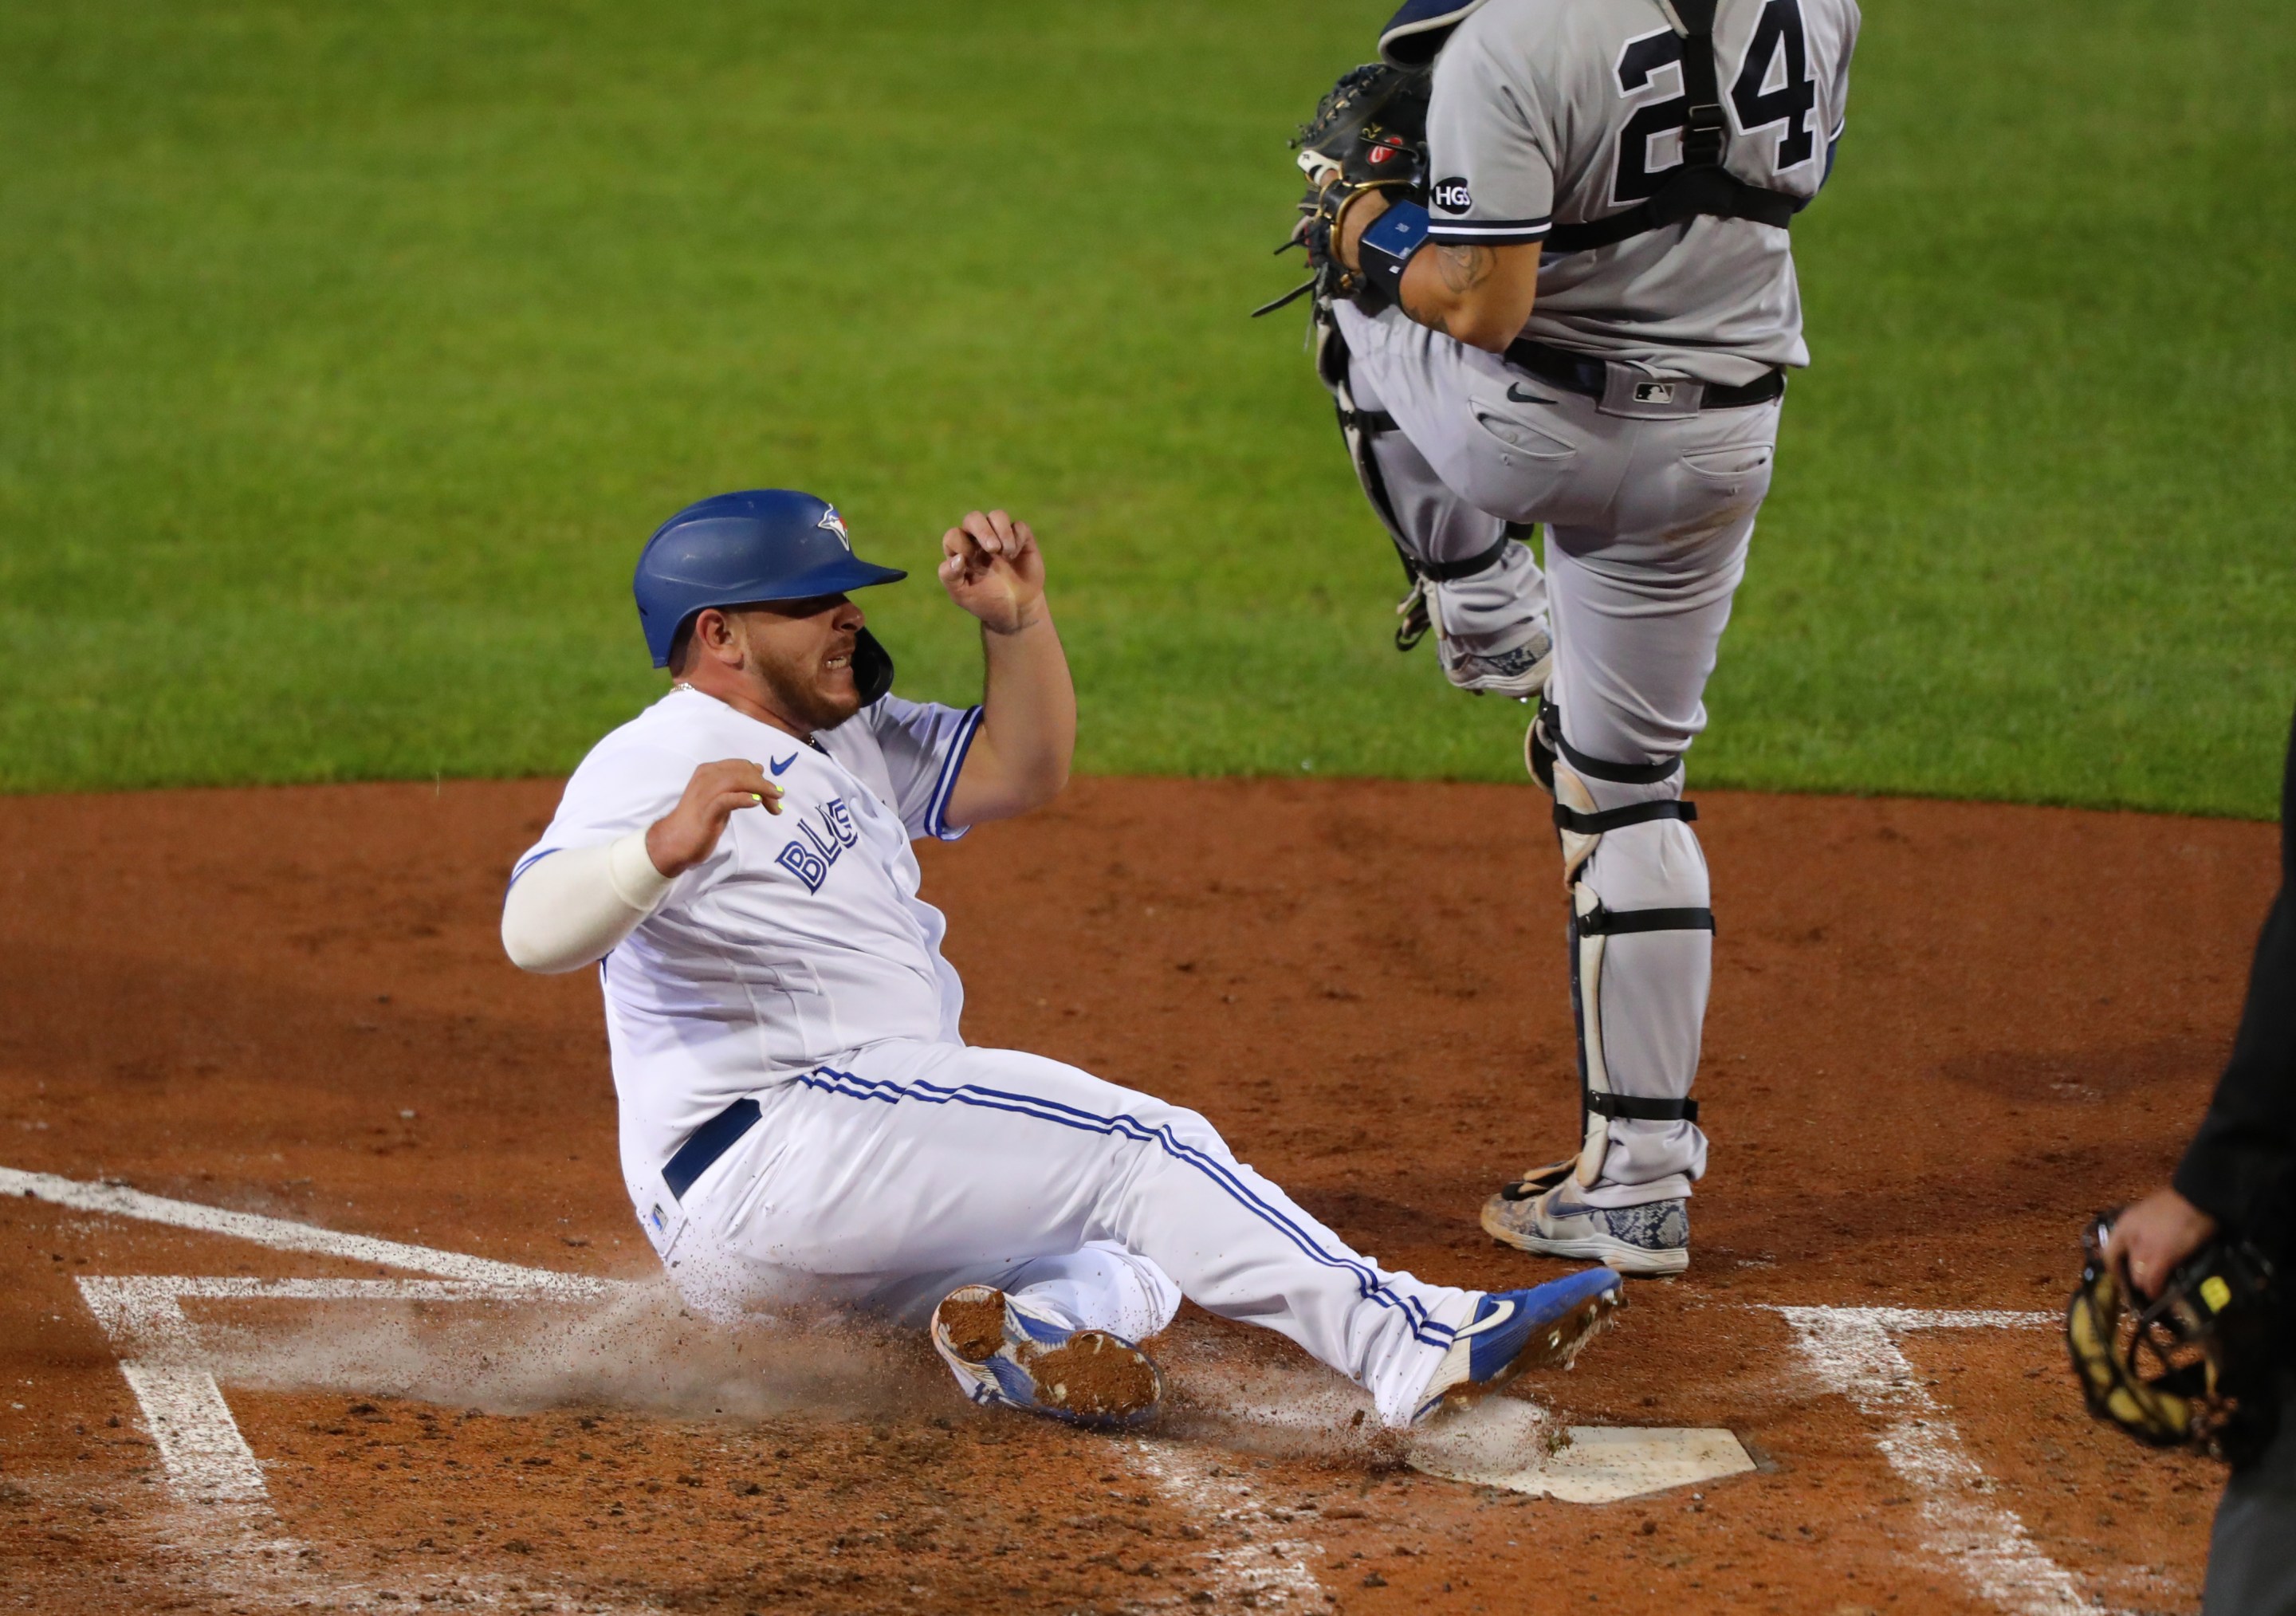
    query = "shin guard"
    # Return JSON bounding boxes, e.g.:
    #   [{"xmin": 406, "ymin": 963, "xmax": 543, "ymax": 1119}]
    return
[{"xmin": 1553, "ymin": 741, "xmax": 1713, "ymax": 1198}]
